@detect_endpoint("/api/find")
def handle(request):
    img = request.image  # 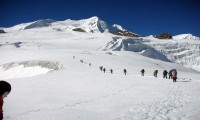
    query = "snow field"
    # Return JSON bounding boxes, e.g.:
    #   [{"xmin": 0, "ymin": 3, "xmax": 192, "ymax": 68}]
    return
[{"xmin": 1, "ymin": 20, "xmax": 200, "ymax": 120}]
